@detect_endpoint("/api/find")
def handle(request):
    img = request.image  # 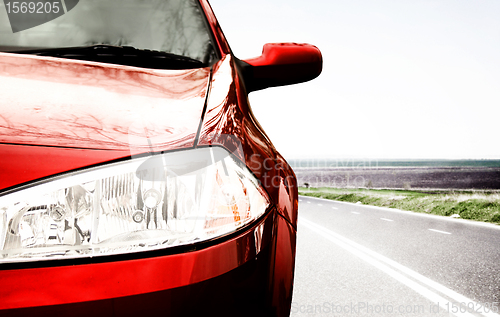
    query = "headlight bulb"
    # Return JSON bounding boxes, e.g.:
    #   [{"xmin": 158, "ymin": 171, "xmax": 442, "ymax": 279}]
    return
[{"xmin": 143, "ymin": 189, "xmax": 161, "ymax": 209}]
